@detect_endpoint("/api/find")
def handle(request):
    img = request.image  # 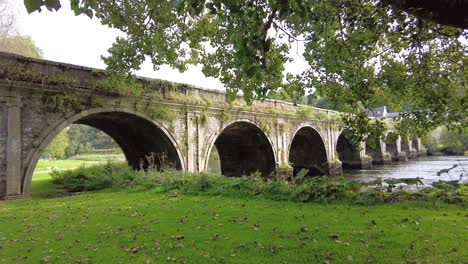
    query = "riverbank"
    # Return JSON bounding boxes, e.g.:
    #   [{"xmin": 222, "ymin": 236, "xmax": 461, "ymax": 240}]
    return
[
  {"xmin": 1, "ymin": 189, "xmax": 467, "ymax": 263},
  {"xmin": 344, "ymin": 155, "xmax": 468, "ymax": 186}
]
